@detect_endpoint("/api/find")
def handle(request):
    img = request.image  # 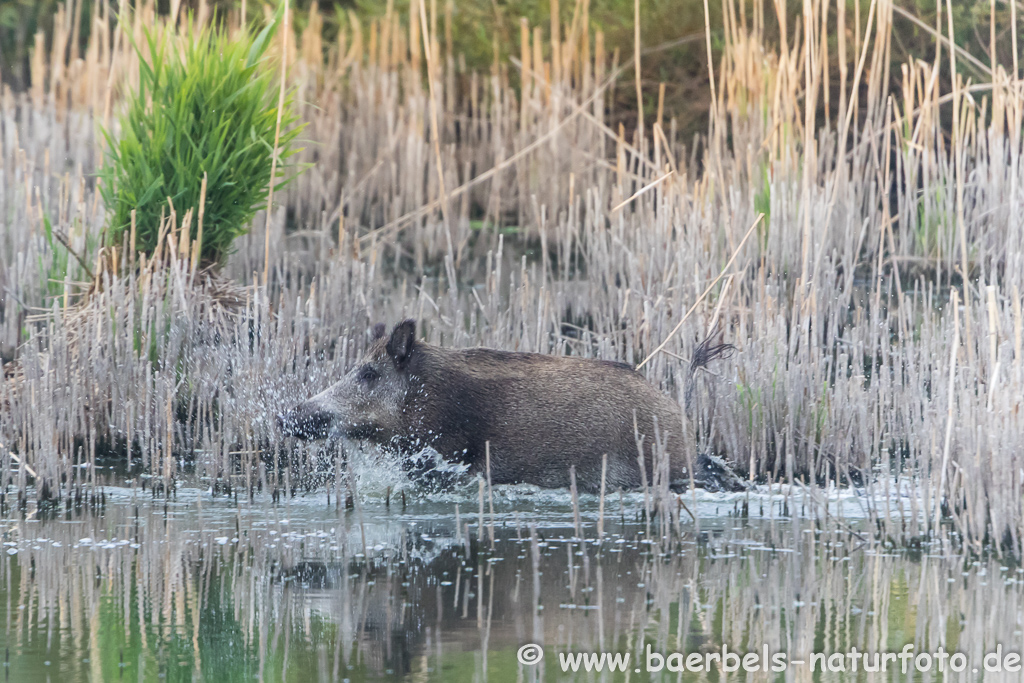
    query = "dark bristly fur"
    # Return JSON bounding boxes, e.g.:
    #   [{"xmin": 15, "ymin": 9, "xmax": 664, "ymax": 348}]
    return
[{"xmin": 279, "ymin": 320, "xmax": 745, "ymax": 493}]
